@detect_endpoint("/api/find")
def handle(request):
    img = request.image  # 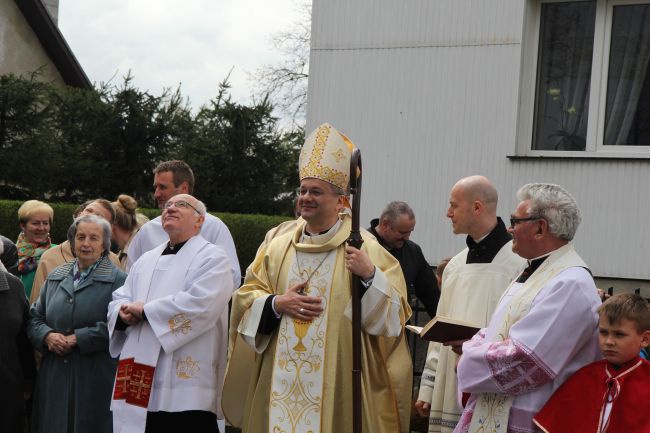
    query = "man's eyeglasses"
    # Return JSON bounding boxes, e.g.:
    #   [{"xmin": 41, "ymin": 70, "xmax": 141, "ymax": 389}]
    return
[
  {"xmin": 509, "ymin": 217, "xmax": 541, "ymax": 228},
  {"xmin": 296, "ymin": 187, "xmax": 342, "ymax": 197},
  {"xmin": 164, "ymin": 200, "xmax": 201, "ymax": 214}
]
